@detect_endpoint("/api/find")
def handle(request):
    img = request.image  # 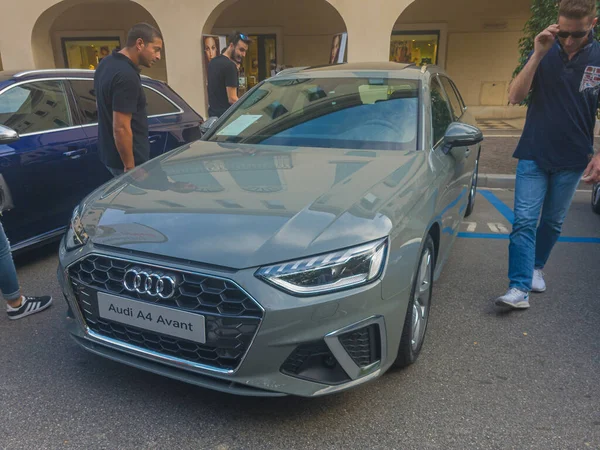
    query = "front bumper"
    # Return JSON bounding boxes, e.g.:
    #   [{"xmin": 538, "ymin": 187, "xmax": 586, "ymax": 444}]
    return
[{"xmin": 58, "ymin": 243, "xmax": 410, "ymax": 397}]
